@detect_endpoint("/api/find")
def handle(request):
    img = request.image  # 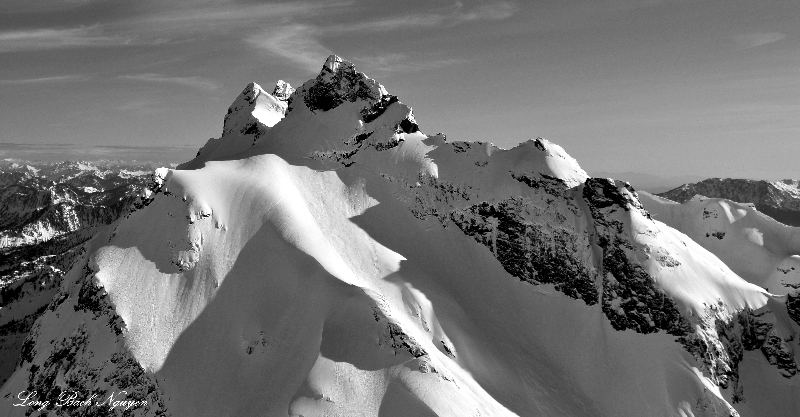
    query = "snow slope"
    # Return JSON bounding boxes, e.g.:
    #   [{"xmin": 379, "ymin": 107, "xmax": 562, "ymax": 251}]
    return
[
  {"xmin": 640, "ymin": 193, "xmax": 800, "ymax": 296},
  {"xmin": 640, "ymin": 192, "xmax": 800, "ymax": 414},
  {"xmin": 659, "ymin": 178, "xmax": 800, "ymax": 226},
  {"xmin": 0, "ymin": 161, "xmax": 153, "ymax": 387},
  {"xmin": 1, "ymin": 56, "xmax": 798, "ymax": 417}
]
